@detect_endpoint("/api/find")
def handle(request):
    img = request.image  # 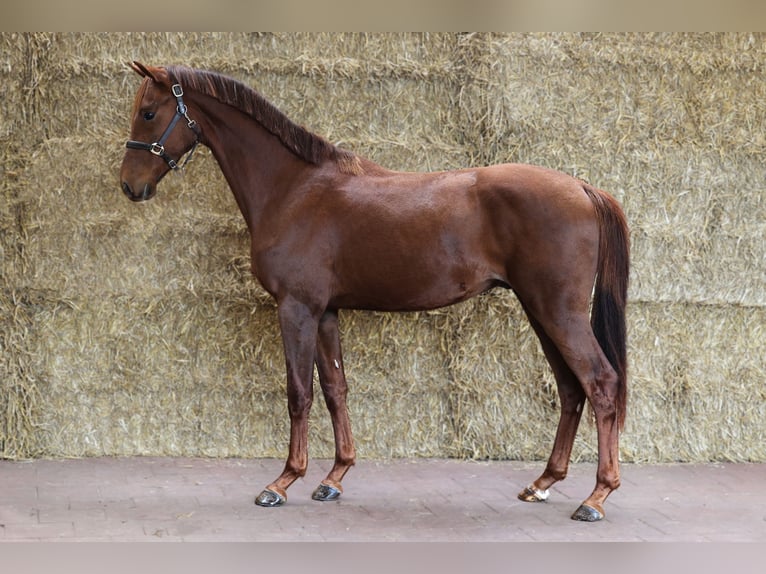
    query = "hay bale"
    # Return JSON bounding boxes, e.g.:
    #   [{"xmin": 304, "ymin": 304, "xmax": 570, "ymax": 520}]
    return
[
  {"xmin": 624, "ymin": 302, "xmax": 766, "ymax": 462},
  {"xmin": 26, "ymin": 291, "xmax": 284, "ymax": 457},
  {"xmin": 14, "ymin": 32, "xmax": 469, "ymax": 170},
  {"xmin": 0, "ymin": 288, "xmax": 44, "ymax": 458}
]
